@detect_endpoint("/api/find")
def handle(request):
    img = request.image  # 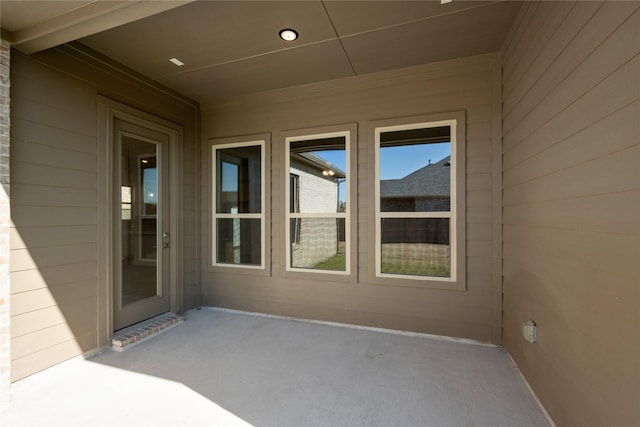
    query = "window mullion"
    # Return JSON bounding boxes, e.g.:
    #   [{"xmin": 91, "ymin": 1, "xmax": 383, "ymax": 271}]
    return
[
  {"xmin": 215, "ymin": 213, "xmax": 262, "ymax": 219},
  {"xmin": 289, "ymin": 212, "xmax": 346, "ymax": 219},
  {"xmin": 379, "ymin": 211, "xmax": 452, "ymax": 219}
]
